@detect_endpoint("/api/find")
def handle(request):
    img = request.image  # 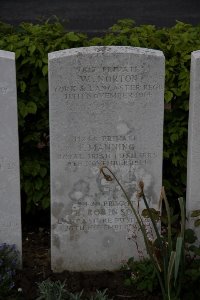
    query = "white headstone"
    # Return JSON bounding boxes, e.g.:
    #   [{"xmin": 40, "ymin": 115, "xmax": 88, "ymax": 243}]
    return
[
  {"xmin": 187, "ymin": 50, "xmax": 200, "ymax": 237},
  {"xmin": 0, "ymin": 50, "xmax": 22, "ymax": 263},
  {"xmin": 49, "ymin": 46, "xmax": 165, "ymax": 272}
]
